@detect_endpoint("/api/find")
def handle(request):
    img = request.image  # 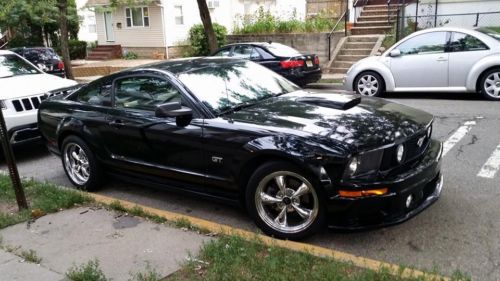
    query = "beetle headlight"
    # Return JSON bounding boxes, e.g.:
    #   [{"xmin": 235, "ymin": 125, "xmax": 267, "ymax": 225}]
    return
[{"xmin": 396, "ymin": 144, "xmax": 405, "ymax": 163}]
